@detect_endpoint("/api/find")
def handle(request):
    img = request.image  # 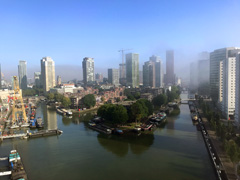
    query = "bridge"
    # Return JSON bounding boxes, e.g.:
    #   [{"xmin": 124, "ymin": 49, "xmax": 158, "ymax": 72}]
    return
[{"xmin": 180, "ymin": 99, "xmax": 196, "ymax": 104}]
